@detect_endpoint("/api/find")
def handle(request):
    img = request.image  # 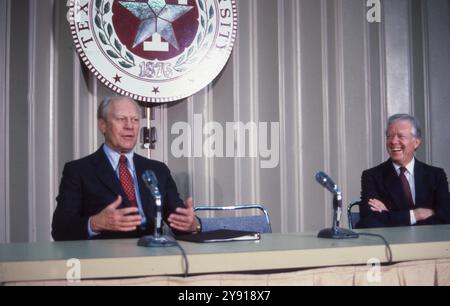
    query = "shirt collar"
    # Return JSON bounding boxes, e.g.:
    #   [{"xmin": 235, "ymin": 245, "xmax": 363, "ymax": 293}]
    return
[
  {"xmin": 103, "ymin": 144, "xmax": 135, "ymax": 172},
  {"xmin": 393, "ymin": 158, "xmax": 415, "ymax": 175}
]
